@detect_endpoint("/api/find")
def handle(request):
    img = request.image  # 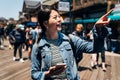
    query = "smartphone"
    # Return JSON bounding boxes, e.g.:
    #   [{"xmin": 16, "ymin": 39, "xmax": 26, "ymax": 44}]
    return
[{"xmin": 56, "ymin": 63, "xmax": 66, "ymax": 67}]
